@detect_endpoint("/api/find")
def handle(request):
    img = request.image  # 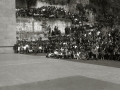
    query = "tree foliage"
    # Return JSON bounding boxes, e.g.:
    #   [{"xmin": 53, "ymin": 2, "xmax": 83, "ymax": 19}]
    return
[
  {"xmin": 26, "ymin": 0, "xmax": 37, "ymax": 8},
  {"xmin": 16, "ymin": 0, "xmax": 37, "ymax": 8},
  {"xmin": 89, "ymin": 0, "xmax": 120, "ymax": 26}
]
